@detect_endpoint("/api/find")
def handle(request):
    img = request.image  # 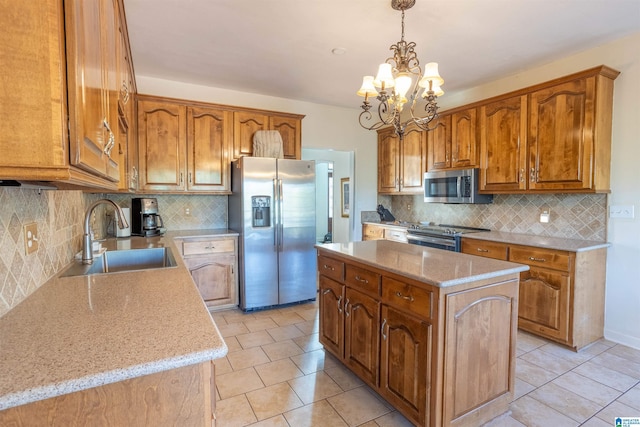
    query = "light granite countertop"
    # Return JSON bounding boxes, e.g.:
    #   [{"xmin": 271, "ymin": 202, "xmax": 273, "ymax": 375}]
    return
[
  {"xmin": 317, "ymin": 240, "xmax": 529, "ymax": 288},
  {"xmin": 463, "ymin": 231, "xmax": 609, "ymax": 252},
  {"xmin": 0, "ymin": 229, "xmax": 236, "ymax": 411}
]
